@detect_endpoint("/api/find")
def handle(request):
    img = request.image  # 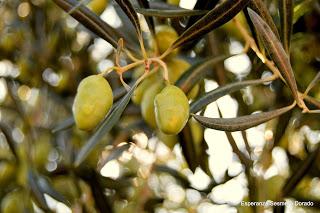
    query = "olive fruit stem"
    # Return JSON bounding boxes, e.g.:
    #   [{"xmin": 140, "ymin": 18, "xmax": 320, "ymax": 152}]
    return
[
  {"xmin": 124, "ymin": 49, "xmax": 141, "ymax": 62},
  {"xmin": 150, "ymin": 58, "xmax": 169, "ymax": 83}
]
